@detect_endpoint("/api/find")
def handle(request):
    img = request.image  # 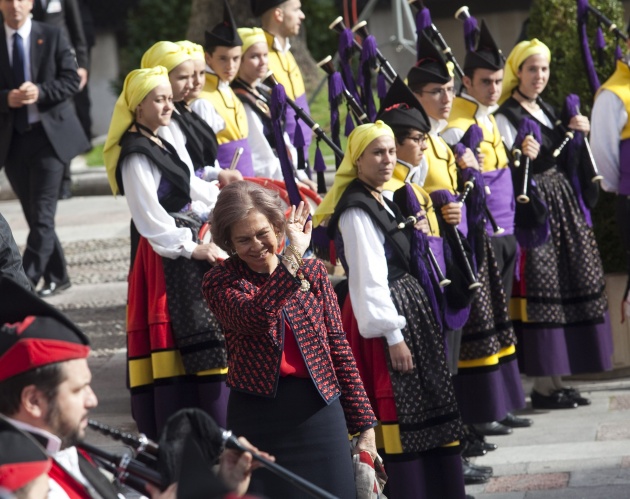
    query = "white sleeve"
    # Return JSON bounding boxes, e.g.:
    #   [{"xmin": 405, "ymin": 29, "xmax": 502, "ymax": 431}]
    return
[
  {"xmin": 339, "ymin": 208, "xmax": 406, "ymax": 345},
  {"xmin": 494, "ymin": 113, "xmax": 518, "ymax": 150},
  {"xmin": 190, "ymin": 98, "xmax": 226, "ymax": 134},
  {"xmin": 441, "ymin": 127, "xmax": 464, "ymax": 146},
  {"xmin": 121, "ymin": 153, "xmax": 197, "ymax": 259},
  {"xmin": 590, "ymin": 89, "xmax": 626, "ymax": 193},
  {"xmin": 244, "ymin": 105, "xmax": 282, "ymax": 179}
]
